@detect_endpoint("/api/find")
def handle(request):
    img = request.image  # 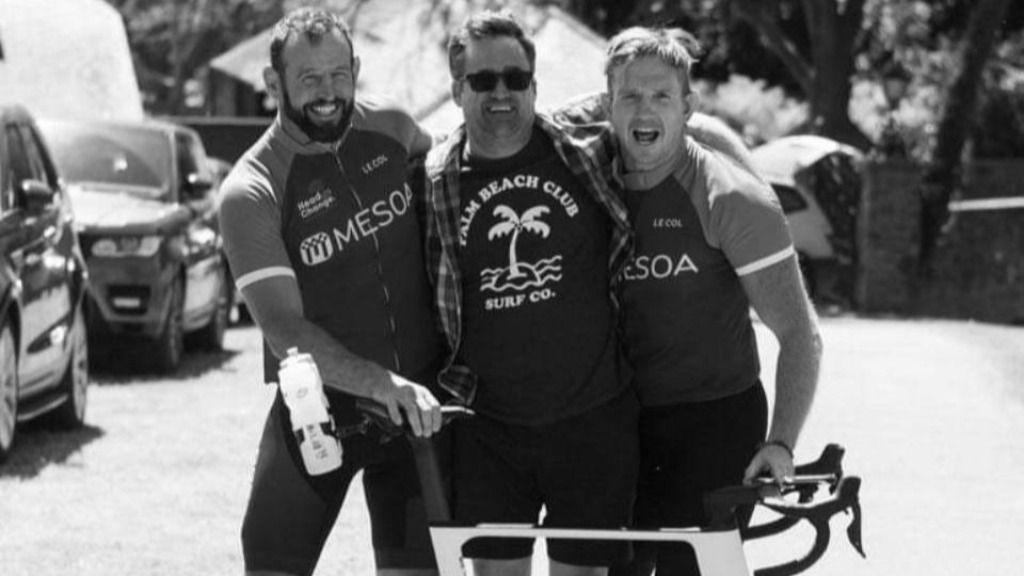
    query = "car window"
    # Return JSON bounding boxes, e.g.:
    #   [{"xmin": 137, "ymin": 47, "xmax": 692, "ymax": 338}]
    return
[
  {"xmin": 0, "ymin": 129, "xmax": 14, "ymax": 212},
  {"xmin": 39, "ymin": 121, "xmax": 171, "ymax": 199},
  {"xmin": 771, "ymin": 183, "xmax": 808, "ymax": 214},
  {"xmin": 175, "ymin": 131, "xmax": 210, "ymax": 190},
  {"xmin": 19, "ymin": 125, "xmax": 55, "ymax": 187},
  {"xmin": 4, "ymin": 125, "xmax": 32, "ymax": 198}
]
